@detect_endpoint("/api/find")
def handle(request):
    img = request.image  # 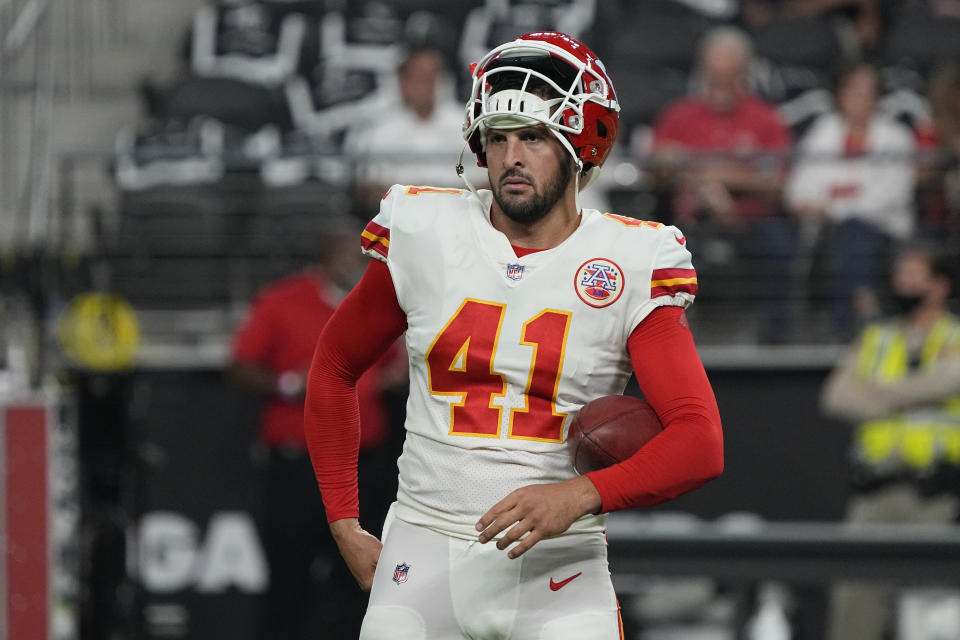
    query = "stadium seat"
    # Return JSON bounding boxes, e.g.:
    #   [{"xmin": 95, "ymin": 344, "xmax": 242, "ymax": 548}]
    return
[
  {"xmin": 459, "ymin": 0, "xmax": 597, "ymax": 72},
  {"xmin": 114, "ymin": 187, "xmax": 242, "ymax": 259},
  {"xmin": 113, "ymin": 118, "xmax": 226, "ymax": 191},
  {"xmin": 159, "ymin": 76, "xmax": 293, "ymax": 133},
  {"xmin": 750, "ymin": 14, "xmax": 843, "ymax": 70},
  {"xmin": 885, "ymin": 14, "xmax": 960, "ymax": 75},
  {"xmin": 107, "ymin": 255, "xmax": 240, "ymax": 309},
  {"xmin": 245, "ymin": 182, "xmax": 353, "ymax": 263},
  {"xmin": 746, "ymin": 16, "xmax": 841, "ymax": 139},
  {"xmin": 386, "ymin": 0, "xmax": 481, "ymax": 28},
  {"xmin": 263, "ymin": 0, "xmax": 329, "ymax": 20},
  {"xmin": 285, "ymin": 67, "xmax": 388, "ymax": 142},
  {"xmin": 606, "ymin": 65, "xmax": 688, "ymax": 130},
  {"xmin": 189, "ymin": 0, "xmax": 317, "ymax": 86},
  {"xmin": 592, "ymin": 1, "xmax": 712, "ymax": 71}
]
